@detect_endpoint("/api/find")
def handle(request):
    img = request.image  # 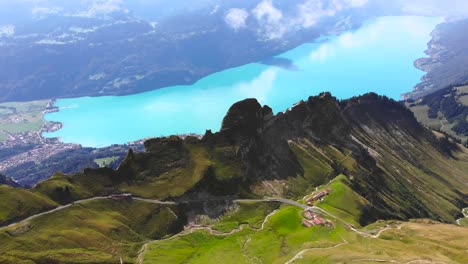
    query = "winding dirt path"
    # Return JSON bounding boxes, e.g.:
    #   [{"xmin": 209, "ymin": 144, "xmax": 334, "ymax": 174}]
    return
[
  {"xmin": 285, "ymin": 236, "xmax": 349, "ymax": 264},
  {"xmin": 4, "ymin": 196, "xmax": 108, "ymax": 229},
  {"xmin": 135, "ymin": 209, "xmax": 280, "ymax": 264},
  {"xmin": 1, "ymin": 196, "xmax": 176, "ymax": 230},
  {"xmin": 0, "ymin": 130, "xmax": 15, "ymax": 140},
  {"xmin": 2, "ymin": 194, "xmax": 311, "ymax": 231},
  {"xmin": 309, "ymin": 206, "xmax": 405, "ymax": 238},
  {"xmin": 456, "ymin": 207, "xmax": 467, "ymax": 226},
  {"xmin": 0, "ymin": 194, "xmax": 418, "ymax": 264},
  {"xmin": 283, "ymin": 221, "xmax": 405, "ymax": 264}
]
